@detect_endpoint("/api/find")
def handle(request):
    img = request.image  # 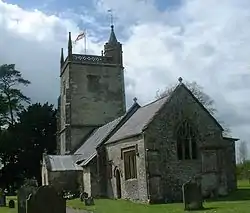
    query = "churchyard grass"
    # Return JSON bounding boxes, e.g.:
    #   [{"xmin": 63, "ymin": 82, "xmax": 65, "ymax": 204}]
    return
[
  {"xmin": 1, "ymin": 180, "xmax": 249, "ymax": 213},
  {"xmin": 67, "ymin": 180, "xmax": 250, "ymax": 213},
  {"xmin": 0, "ymin": 208, "xmax": 15, "ymax": 213},
  {"xmin": 0, "ymin": 197, "xmax": 16, "ymax": 213}
]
